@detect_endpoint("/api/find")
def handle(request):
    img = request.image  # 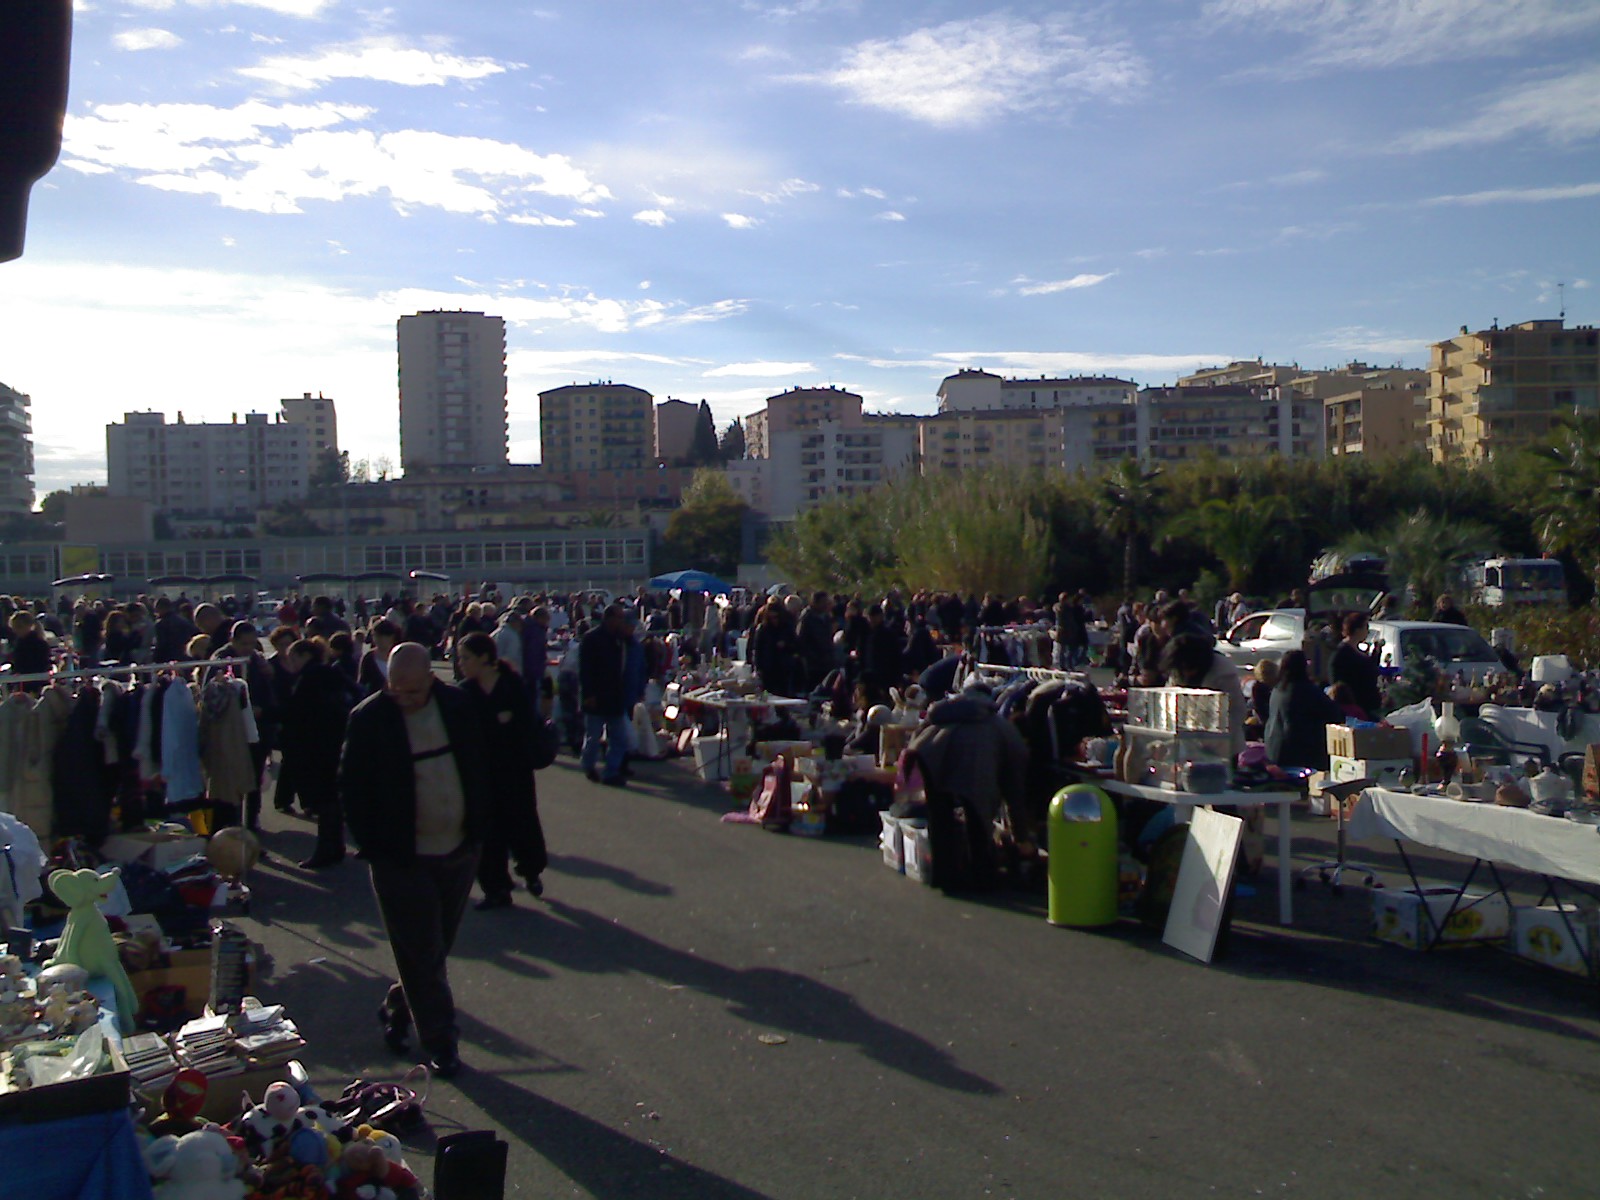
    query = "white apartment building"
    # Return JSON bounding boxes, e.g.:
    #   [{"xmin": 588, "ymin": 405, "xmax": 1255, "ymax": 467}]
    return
[
  {"xmin": 107, "ymin": 410, "xmax": 310, "ymax": 518},
  {"xmin": 0, "ymin": 383, "xmax": 36, "ymax": 517},
  {"xmin": 765, "ymin": 416, "xmax": 919, "ymax": 520},
  {"xmin": 280, "ymin": 393, "xmax": 339, "ymax": 455},
  {"xmin": 397, "ymin": 311, "xmax": 509, "ymax": 473},
  {"xmin": 936, "ymin": 369, "xmax": 1138, "ymax": 413}
]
